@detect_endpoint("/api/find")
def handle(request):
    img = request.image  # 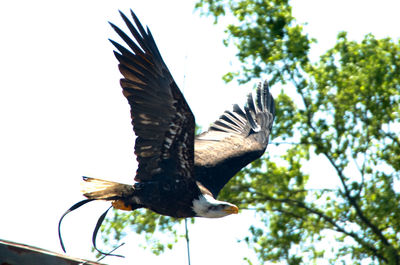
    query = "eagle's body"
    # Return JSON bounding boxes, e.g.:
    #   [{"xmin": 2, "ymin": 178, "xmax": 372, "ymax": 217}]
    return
[
  {"xmin": 83, "ymin": 177, "xmax": 202, "ymax": 218},
  {"xmin": 59, "ymin": 9, "xmax": 275, "ymax": 253},
  {"xmin": 79, "ymin": 10, "xmax": 275, "ymax": 219}
]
